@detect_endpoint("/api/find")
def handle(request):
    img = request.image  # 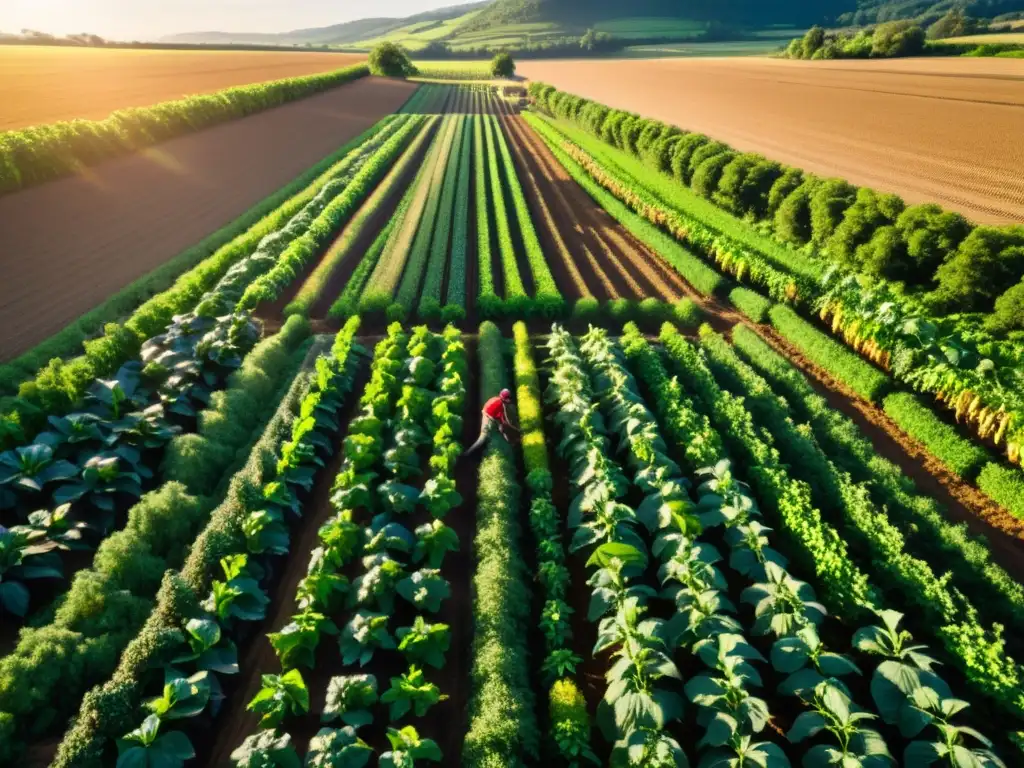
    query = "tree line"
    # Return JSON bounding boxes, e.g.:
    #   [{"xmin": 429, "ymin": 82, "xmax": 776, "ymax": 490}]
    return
[{"xmin": 529, "ymin": 83, "xmax": 1024, "ymax": 333}]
